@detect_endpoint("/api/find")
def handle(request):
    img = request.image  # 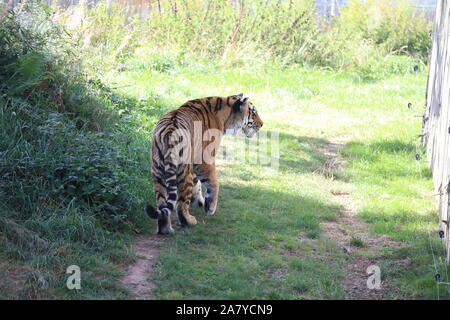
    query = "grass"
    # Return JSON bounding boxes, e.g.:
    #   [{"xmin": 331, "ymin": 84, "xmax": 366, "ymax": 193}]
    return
[
  {"xmin": 0, "ymin": 0, "xmax": 444, "ymax": 300},
  {"xmin": 0, "ymin": 3, "xmax": 151, "ymax": 298},
  {"xmin": 2, "ymin": 50, "xmax": 444, "ymax": 298},
  {"xmin": 95, "ymin": 55, "xmax": 445, "ymax": 299},
  {"xmin": 350, "ymin": 237, "xmax": 365, "ymax": 248}
]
